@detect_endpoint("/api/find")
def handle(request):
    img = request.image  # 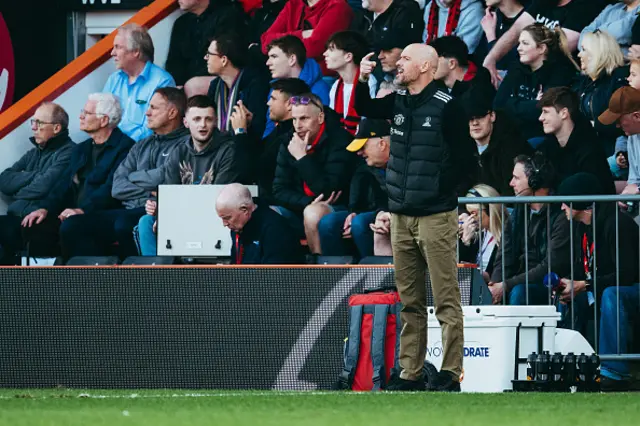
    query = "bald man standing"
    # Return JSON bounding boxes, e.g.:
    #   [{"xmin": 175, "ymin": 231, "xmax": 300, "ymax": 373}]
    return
[
  {"xmin": 215, "ymin": 184, "xmax": 303, "ymax": 265},
  {"xmin": 354, "ymin": 44, "xmax": 474, "ymax": 392}
]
